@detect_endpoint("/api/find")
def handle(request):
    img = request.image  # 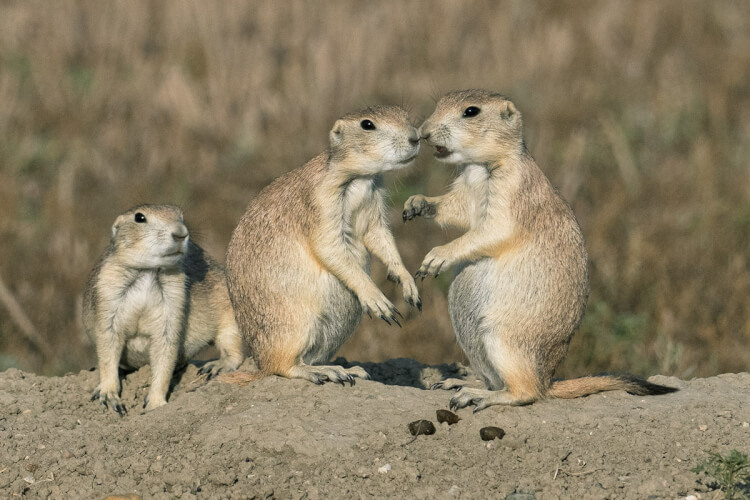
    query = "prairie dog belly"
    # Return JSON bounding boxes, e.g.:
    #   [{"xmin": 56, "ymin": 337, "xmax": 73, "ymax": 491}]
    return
[
  {"xmin": 302, "ymin": 271, "xmax": 361, "ymax": 365},
  {"xmin": 448, "ymin": 259, "xmax": 496, "ymax": 366},
  {"xmin": 113, "ymin": 272, "xmax": 182, "ymax": 369}
]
